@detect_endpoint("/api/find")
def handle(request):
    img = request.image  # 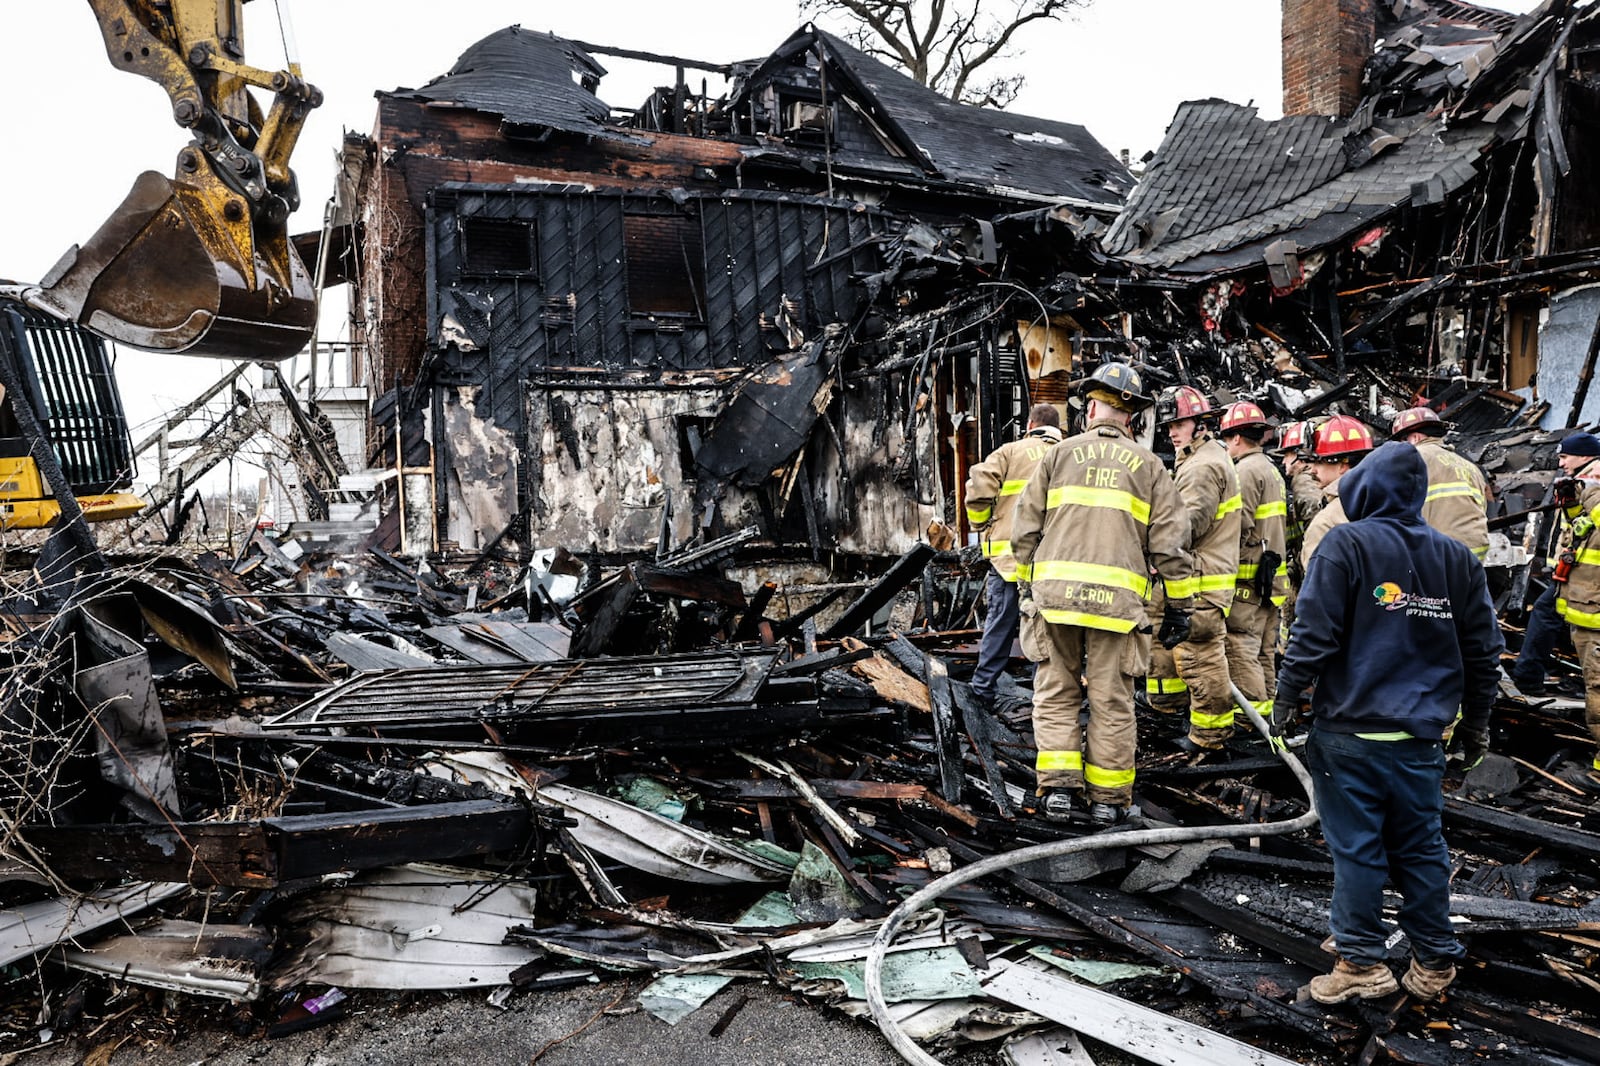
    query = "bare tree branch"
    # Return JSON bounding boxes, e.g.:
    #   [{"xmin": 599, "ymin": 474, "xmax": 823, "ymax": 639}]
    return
[{"xmin": 806, "ymin": 0, "xmax": 1088, "ymax": 106}]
